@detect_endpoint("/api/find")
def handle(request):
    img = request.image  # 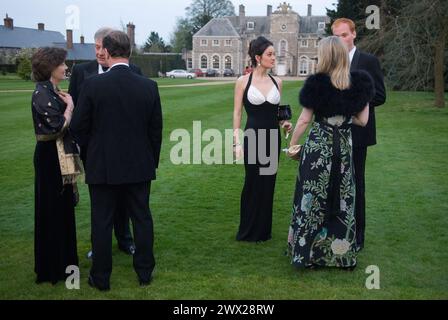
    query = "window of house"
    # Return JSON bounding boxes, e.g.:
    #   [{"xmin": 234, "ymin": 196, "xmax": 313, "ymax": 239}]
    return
[
  {"xmin": 247, "ymin": 22, "xmax": 255, "ymax": 30},
  {"xmin": 301, "ymin": 40, "xmax": 308, "ymax": 47},
  {"xmin": 299, "ymin": 58, "xmax": 308, "ymax": 75},
  {"xmin": 201, "ymin": 39, "xmax": 208, "ymax": 46},
  {"xmin": 280, "ymin": 40, "xmax": 287, "ymax": 57},
  {"xmin": 213, "ymin": 39, "xmax": 220, "ymax": 46},
  {"xmin": 318, "ymin": 22, "xmax": 326, "ymax": 31},
  {"xmin": 187, "ymin": 58, "xmax": 193, "ymax": 69},
  {"xmin": 212, "ymin": 55, "xmax": 220, "ymax": 69},
  {"xmin": 225, "ymin": 40, "xmax": 232, "ymax": 46},
  {"xmin": 224, "ymin": 56, "xmax": 232, "ymax": 69},
  {"xmin": 201, "ymin": 55, "xmax": 208, "ymax": 68},
  {"xmin": 278, "ymin": 40, "xmax": 287, "ymax": 64}
]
